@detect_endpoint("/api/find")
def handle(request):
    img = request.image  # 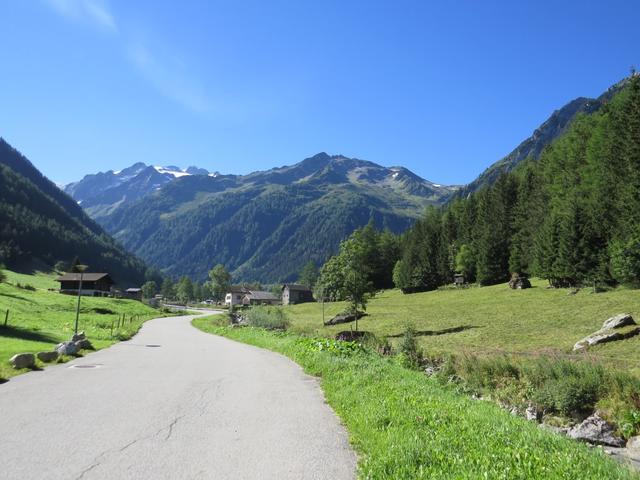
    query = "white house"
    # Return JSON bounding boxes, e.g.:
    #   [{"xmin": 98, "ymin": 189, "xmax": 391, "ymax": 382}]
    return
[{"xmin": 225, "ymin": 286, "xmax": 248, "ymax": 306}]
